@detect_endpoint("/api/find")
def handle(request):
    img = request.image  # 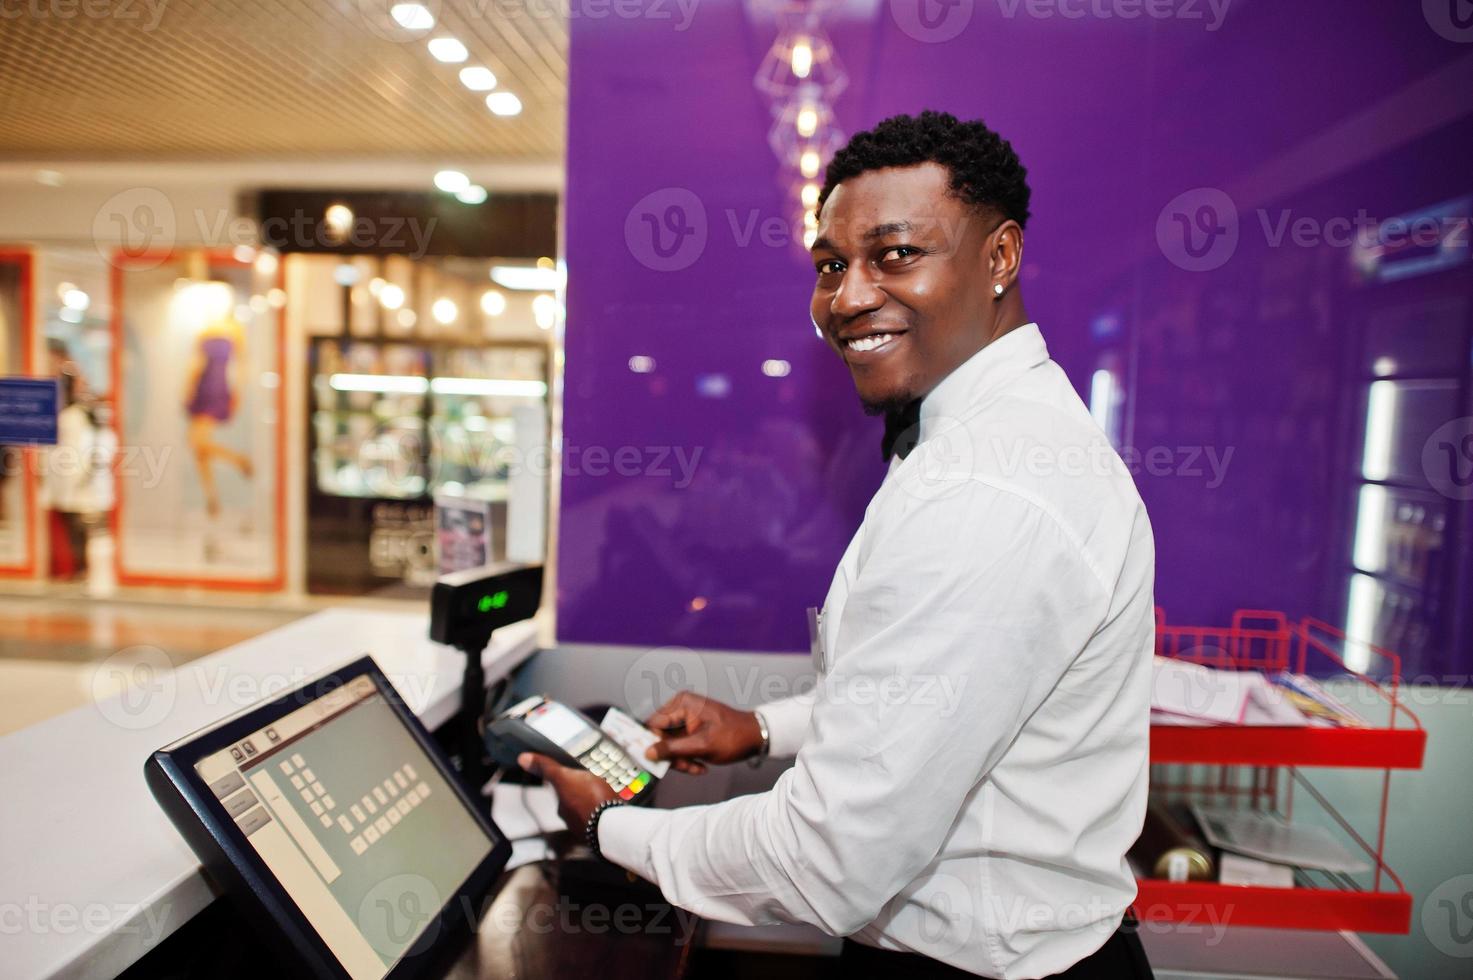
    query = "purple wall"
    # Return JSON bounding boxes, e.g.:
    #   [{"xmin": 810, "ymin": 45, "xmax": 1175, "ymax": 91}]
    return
[{"xmin": 560, "ymin": 0, "xmax": 1473, "ymax": 674}]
